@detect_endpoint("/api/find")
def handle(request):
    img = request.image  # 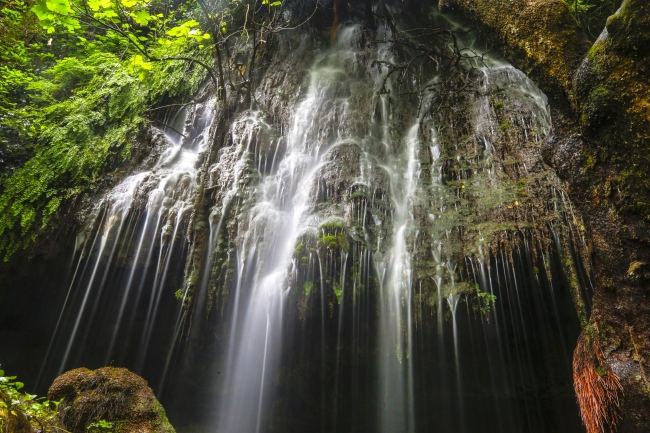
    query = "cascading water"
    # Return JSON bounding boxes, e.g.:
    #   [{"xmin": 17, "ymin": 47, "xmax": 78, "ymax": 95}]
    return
[
  {"xmin": 35, "ymin": 97, "xmax": 216, "ymax": 387},
  {"xmin": 6, "ymin": 4, "xmax": 597, "ymax": 433},
  {"xmin": 212, "ymin": 23, "xmax": 398, "ymax": 431}
]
